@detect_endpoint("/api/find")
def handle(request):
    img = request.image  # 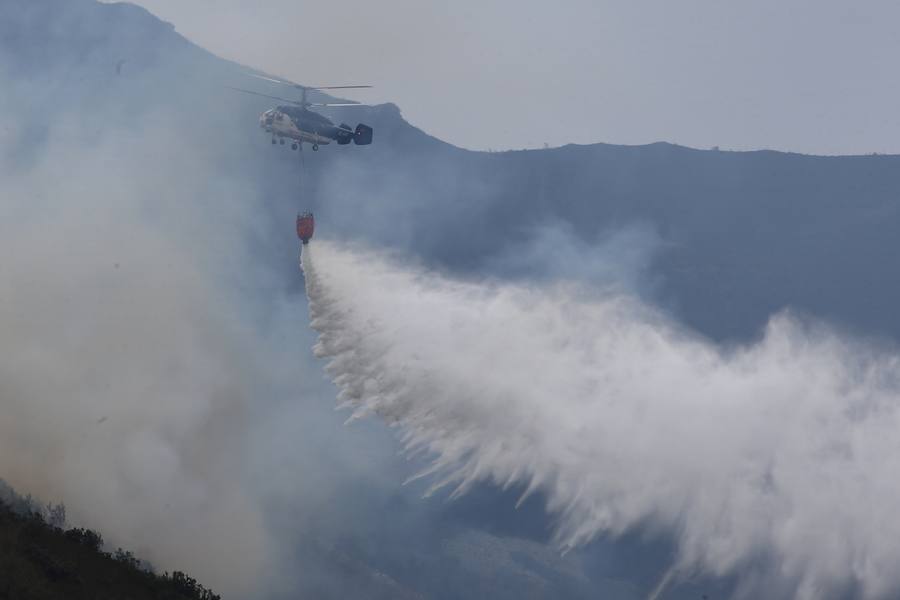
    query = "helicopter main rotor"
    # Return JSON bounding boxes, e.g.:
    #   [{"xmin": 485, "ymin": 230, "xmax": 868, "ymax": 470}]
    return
[{"xmin": 242, "ymin": 72, "xmax": 372, "ymax": 109}]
